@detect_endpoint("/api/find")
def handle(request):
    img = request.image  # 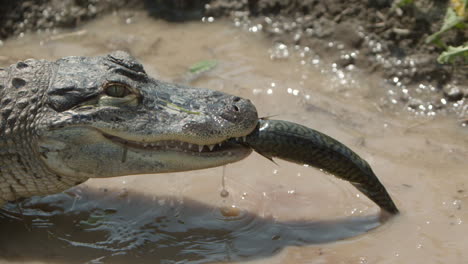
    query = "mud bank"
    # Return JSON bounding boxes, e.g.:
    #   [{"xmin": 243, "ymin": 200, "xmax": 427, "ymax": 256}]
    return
[{"xmin": 207, "ymin": 0, "xmax": 468, "ymax": 124}]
